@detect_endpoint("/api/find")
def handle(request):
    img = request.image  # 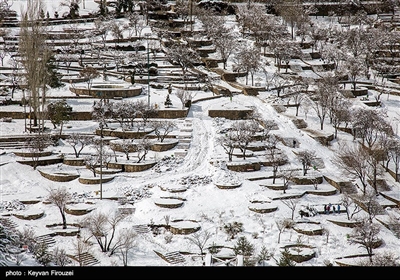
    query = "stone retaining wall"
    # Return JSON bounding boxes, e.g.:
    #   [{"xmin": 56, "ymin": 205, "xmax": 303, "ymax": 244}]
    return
[
  {"xmin": 208, "ymin": 109, "xmax": 253, "ymax": 120},
  {"xmin": 69, "ymin": 86, "xmax": 142, "ymax": 98},
  {"xmin": 124, "ymin": 161, "xmax": 157, "ymax": 172},
  {"xmin": 151, "ymin": 141, "xmax": 179, "ymax": 152},
  {"xmin": 38, "ymin": 170, "xmax": 80, "ymax": 182},
  {"xmin": 226, "ymin": 161, "xmax": 261, "ymax": 172}
]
